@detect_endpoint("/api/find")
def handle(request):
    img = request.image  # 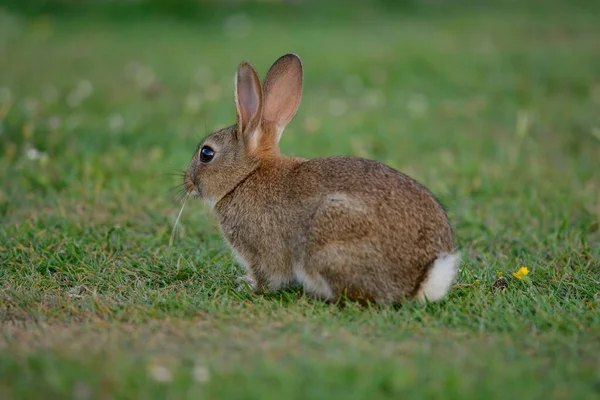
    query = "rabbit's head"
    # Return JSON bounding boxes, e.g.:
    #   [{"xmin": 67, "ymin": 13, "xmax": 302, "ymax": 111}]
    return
[{"xmin": 184, "ymin": 54, "xmax": 303, "ymax": 206}]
